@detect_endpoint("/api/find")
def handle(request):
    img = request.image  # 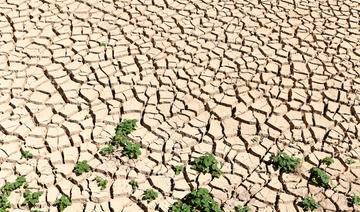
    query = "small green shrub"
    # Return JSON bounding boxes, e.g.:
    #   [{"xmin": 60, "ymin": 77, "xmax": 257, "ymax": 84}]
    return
[
  {"xmin": 122, "ymin": 142, "xmax": 141, "ymax": 159},
  {"xmin": 271, "ymin": 152, "xmax": 300, "ymax": 173},
  {"xmin": 192, "ymin": 153, "xmax": 222, "ymax": 178},
  {"xmin": 1, "ymin": 176, "xmax": 26, "ymax": 195},
  {"xmin": 321, "ymin": 156, "xmax": 334, "ymax": 166},
  {"xmin": 235, "ymin": 205, "xmax": 251, "ymax": 212},
  {"xmin": 142, "ymin": 189, "xmax": 158, "ymax": 202},
  {"xmin": 23, "ymin": 189, "xmax": 43, "ymax": 208},
  {"xmin": 73, "ymin": 161, "xmax": 90, "ymax": 176},
  {"xmin": 111, "ymin": 134, "xmax": 129, "ymax": 147},
  {"xmin": 100, "ymin": 42, "xmax": 107, "ymax": 47},
  {"xmin": 30, "ymin": 210, "xmax": 42, "ymax": 212},
  {"xmin": 129, "ymin": 180, "xmax": 138, "ymax": 192},
  {"xmin": 116, "ymin": 119, "xmax": 137, "ymax": 136},
  {"xmin": 300, "ymin": 196, "xmax": 319, "ymax": 211},
  {"xmin": 21, "ymin": 149, "xmax": 33, "ymax": 160},
  {"xmin": 169, "ymin": 201, "xmax": 192, "ymax": 212},
  {"xmin": 0, "ymin": 195, "xmax": 10, "ymax": 212},
  {"xmin": 346, "ymin": 158, "xmax": 356, "ymax": 165},
  {"xmin": 95, "ymin": 177, "xmax": 107, "ymax": 190},
  {"xmin": 99, "ymin": 144, "xmax": 114, "ymax": 156},
  {"xmin": 173, "ymin": 165, "xmax": 184, "ymax": 175},
  {"xmin": 309, "ymin": 167, "xmax": 331, "ymax": 188},
  {"xmin": 55, "ymin": 195, "xmax": 71, "ymax": 212},
  {"xmin": 350, "ymin": 193, "xmax": 360, "ymax": 206},
  {"xmin": 169, "ymin": 188, "xmax": 221, "ymax": 212}
]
